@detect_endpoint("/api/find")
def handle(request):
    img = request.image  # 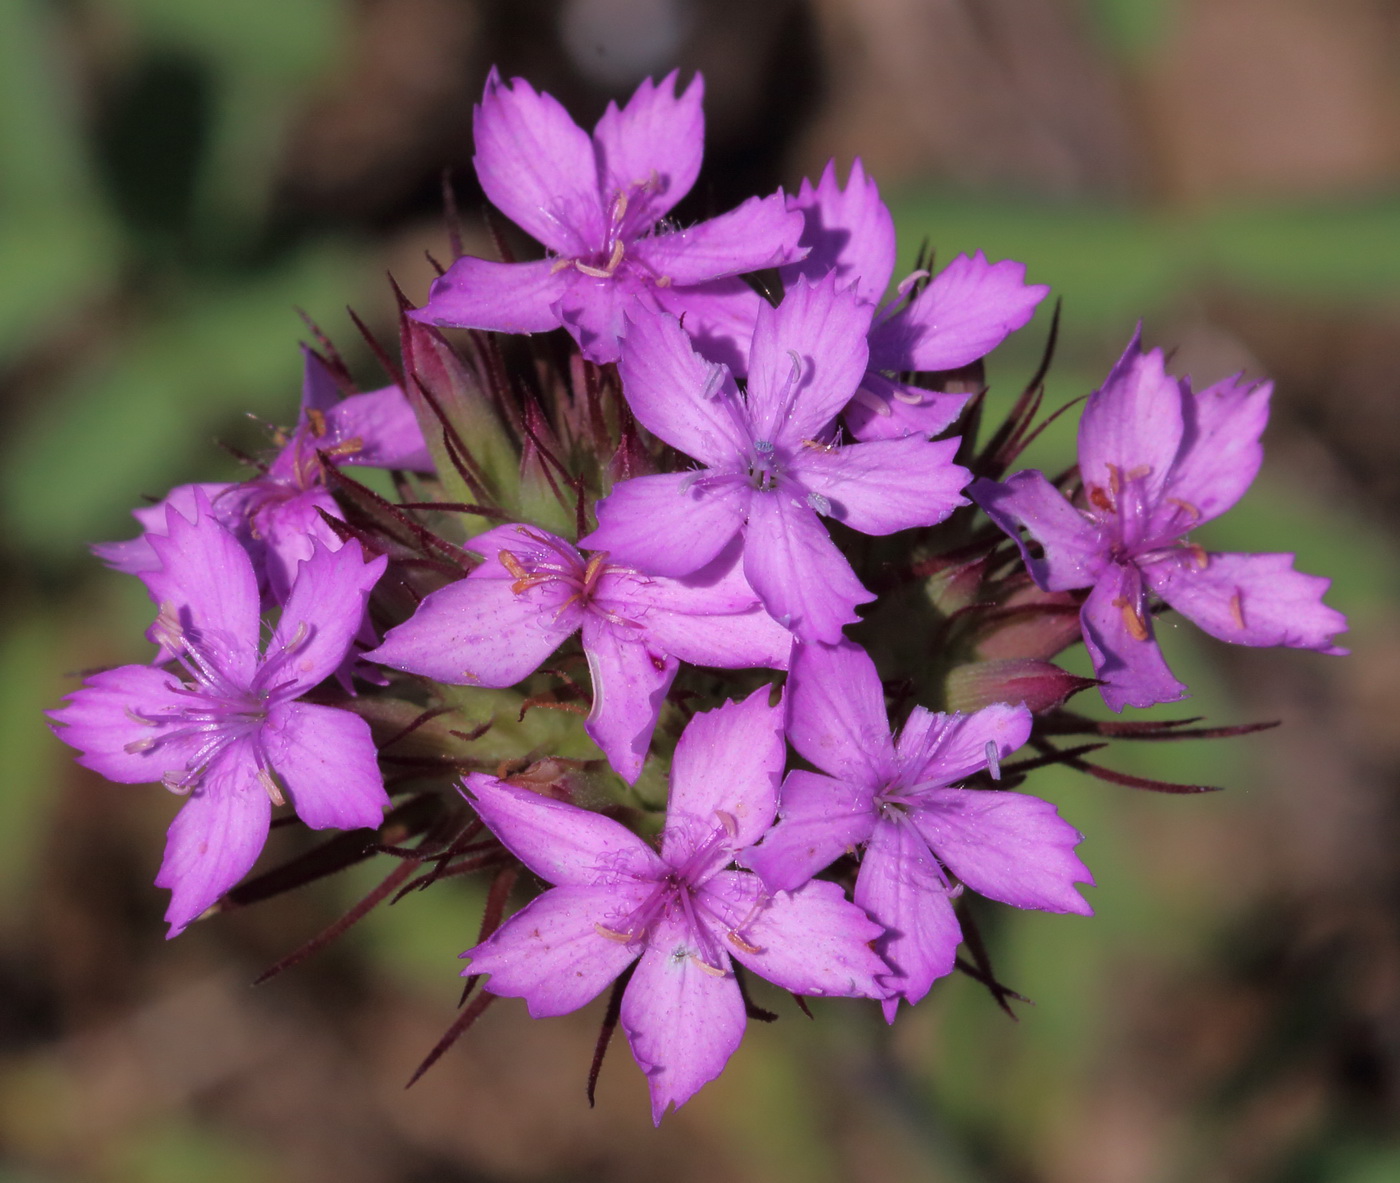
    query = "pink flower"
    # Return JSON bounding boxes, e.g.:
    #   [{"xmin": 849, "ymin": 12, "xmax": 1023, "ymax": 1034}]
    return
[
  {"xmin": 50, "ymin": 494, "xmax": 390, "ymax": 935},
  {"xmin": 462, "ymin": 687, "xmax": 888, "ymax": 1122},
  {"xmin": 972, "ymin": 335, "xmax": 1348, "ymax": 710},
  {"xmin": 411, "ymin": 69, "xmax": 804, "ymax": 368},
  {"xmin": 743, "ymin": 639, "xmax": 1093, "ymax": 1019}
]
